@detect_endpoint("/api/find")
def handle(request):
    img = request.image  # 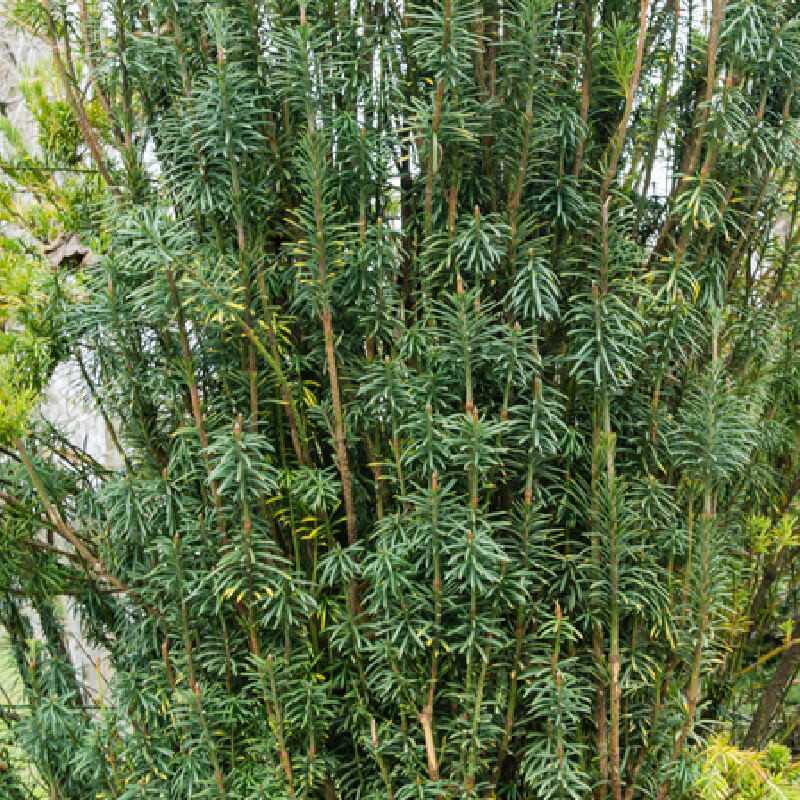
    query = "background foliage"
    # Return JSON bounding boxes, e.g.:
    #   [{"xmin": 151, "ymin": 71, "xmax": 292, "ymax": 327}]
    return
[{"xmin": 1, "ymin": 0, "xmax": 800, "ymax": 798}]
